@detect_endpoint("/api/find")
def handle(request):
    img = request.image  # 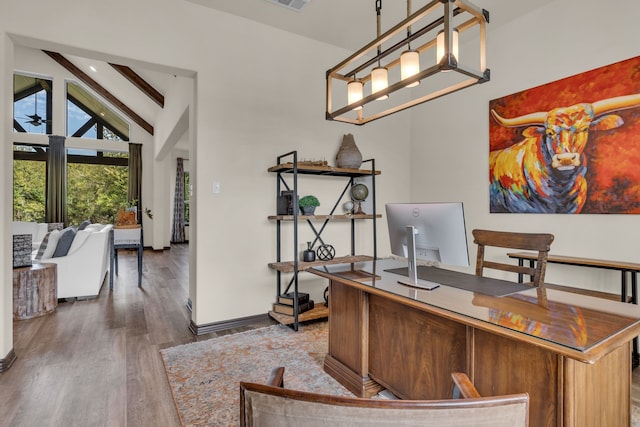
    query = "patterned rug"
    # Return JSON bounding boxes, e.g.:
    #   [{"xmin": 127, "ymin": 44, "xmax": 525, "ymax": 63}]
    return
[{"xmin": 160, "ymin": 321, "xmax": 351, "ymax": 426}]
